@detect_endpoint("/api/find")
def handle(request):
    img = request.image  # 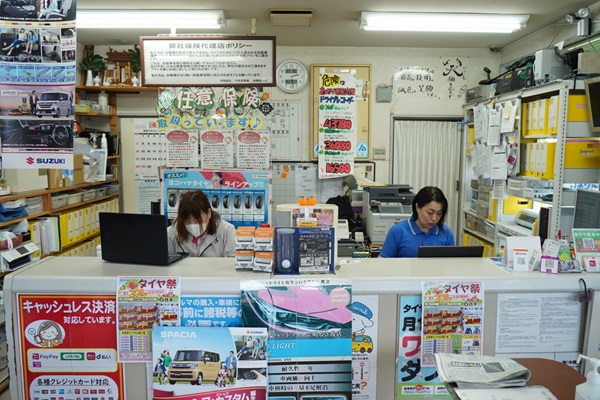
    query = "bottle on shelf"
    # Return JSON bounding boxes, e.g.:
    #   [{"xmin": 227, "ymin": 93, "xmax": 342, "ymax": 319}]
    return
[{"xmin": 100, "ymin": 133, "xmax": 108, "ymax": 150}]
